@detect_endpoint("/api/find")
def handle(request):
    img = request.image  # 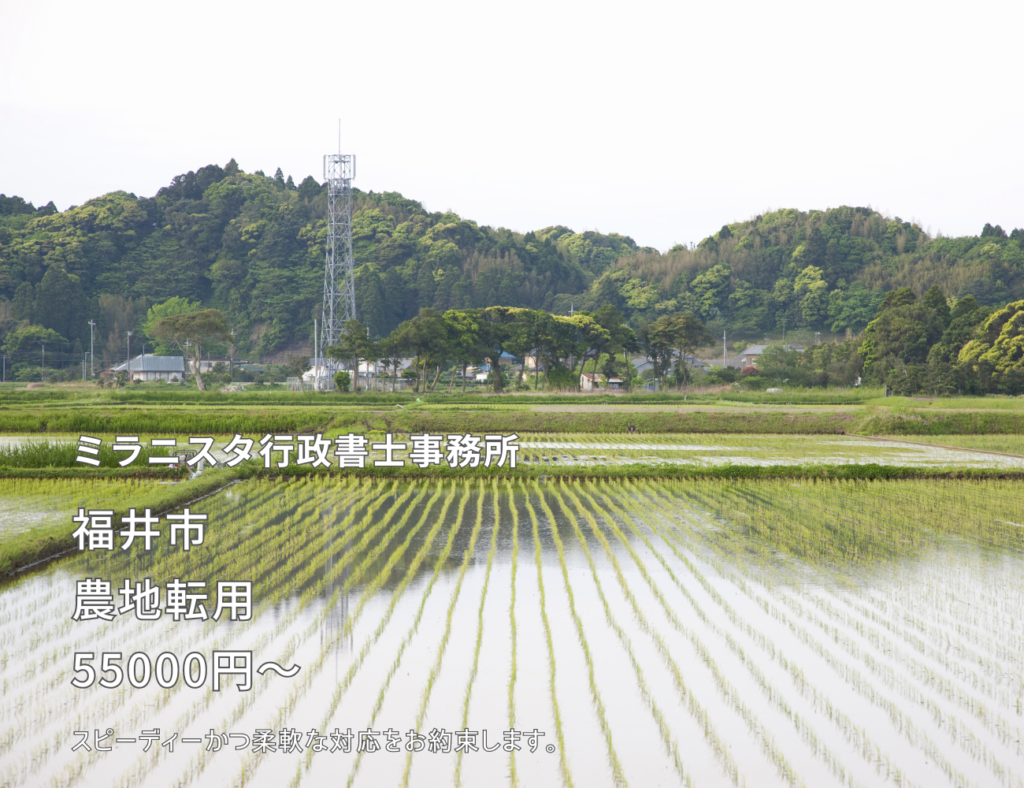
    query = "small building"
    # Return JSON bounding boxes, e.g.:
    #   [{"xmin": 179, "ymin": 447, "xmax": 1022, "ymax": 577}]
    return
[
  {"xmin": 112, "ymin": 354, "xmax": 186, "ymax": 382},
  {"xmin": 580, "ymin": 372, "xmax": 604, "ymax": 391},
  {"xmin": 631, "ymin": 354, "xmax": 710, "ymax": 376},
  {"xmin": 736, "ymin": 345, "xmax": 767, "ymax": 367},
  {"xmin": 607, "ymin": 377, "xmax": 624, "ymax": 389},
  {"xmin": 196, "ymin": 358, "xmax": 232, "ymax": 373}
]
